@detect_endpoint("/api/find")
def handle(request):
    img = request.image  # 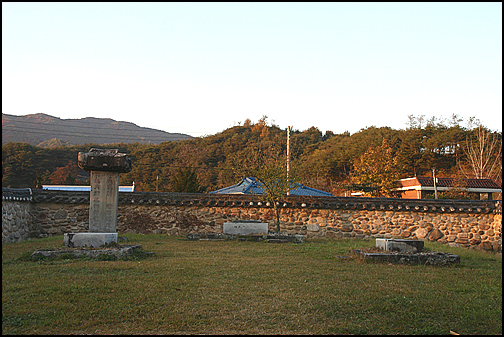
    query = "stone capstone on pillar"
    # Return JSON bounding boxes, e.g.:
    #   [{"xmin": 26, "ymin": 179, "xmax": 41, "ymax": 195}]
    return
[{"xmin": 78, "ymin": 148, "xmax": 132, "ymax": 173}]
